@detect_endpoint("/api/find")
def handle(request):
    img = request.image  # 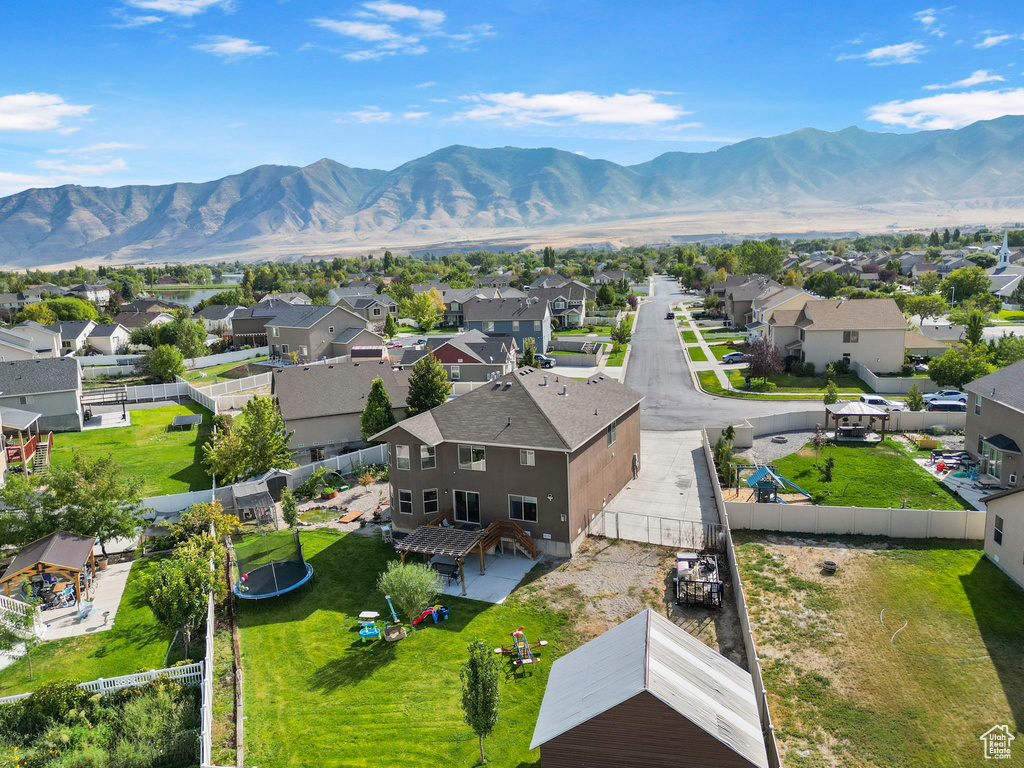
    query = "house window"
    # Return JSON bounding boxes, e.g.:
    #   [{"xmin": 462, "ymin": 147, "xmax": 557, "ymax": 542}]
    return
[
  {"xmin": 454, "ymin": 490, "xmax": 480, "ymax": 524},
  {"xmin": 975, "ymin": 395, "xmax": 981, "ymax": 416},
  {"xmin": 607, "ymin": 422, "xmax": 617, "ymax": 446},
  {"xmin": 395, "ymin": 445, "xmax": 411, "ymax": 470},
  {"xmin": 520, "ymin": 449, "xmax": 535, "ymax": 466},
  {"xmin": 450, "ymin": 365, "xmax": 461, "ymax": 381},
  {"xmin": 328, "ymin": 326, "xmax": 335, "ymax": 334},
  {"xmin": 512, "ymin": 320, "xmax": 520, "ymax": 332},
  {"xmin": 271, "ymin": 327, "xmax": 279, "ymax": 337},
  {"xmin": 373, "ymin": 308, "xmax": 381, "ymax": 316},
  {"xmin": 310, "ymin": 447, "xmax": 325, "ymax": 462},
  {"xmin": 989, "ymin": 447, "xmax": 1004, "ymax": 479},
  {"xmin": 994, "ymin": 514, "xmax": 1004, "ymax": 545},
  {"xmin": 483, "ymin": 321, "xmax": 495, "ymax": 333},
  {"xmin": 420, "ymin": 445, "xmax": 436, "ymax": 470},
  {"xmin": 451, "ymin": 302, "xmax": 460, "ymax": 311},
  {"xmin": 533, "ymin": 321, "xmax": 542, "ymax": 332},
  {"xmin": 423, "ymin": 489, "xmax": 438, "ymax": 516},
  {"xmin": 458, "ymin": 444, "xmax": 486, "ymax": 471},
  {"xmin": 842, "ymin": 331, "xmax": 859, "ymax": 343},
  {"xmin": 509, "ymin": 494, "xmax": 538, "ymax": 523},
  {"xmin": 19, "ymin": 396, "xmax": 32, "ymax": 405},
  {"xmin": 554, "ymin": 301, "xmax": 565, "ymax": 310},
  {"xmin": 300, "ymin": 346, "xmax": 308, "ymax": 357},
  {"xmin": 398, "ymin": 489, "xmax": 413, "ymax": 515},
  {"xmin": 281, "ymin": 344, "xmax": 290, "ymax": 354}
]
